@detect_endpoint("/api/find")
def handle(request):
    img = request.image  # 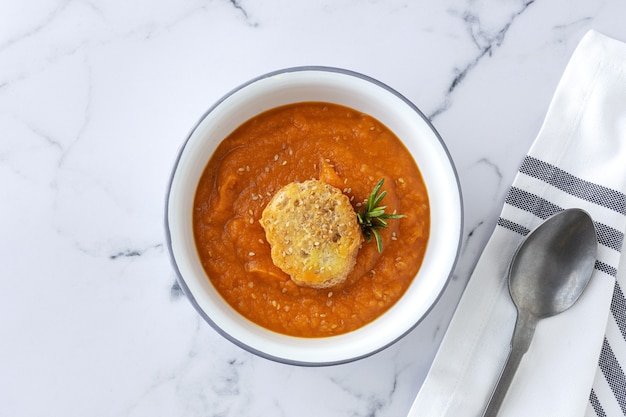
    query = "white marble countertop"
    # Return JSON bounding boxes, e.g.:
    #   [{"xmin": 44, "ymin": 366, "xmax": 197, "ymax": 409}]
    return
[{"xmin": 3, "ymin": 1, "xmax": 626, "ymax": 416}]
